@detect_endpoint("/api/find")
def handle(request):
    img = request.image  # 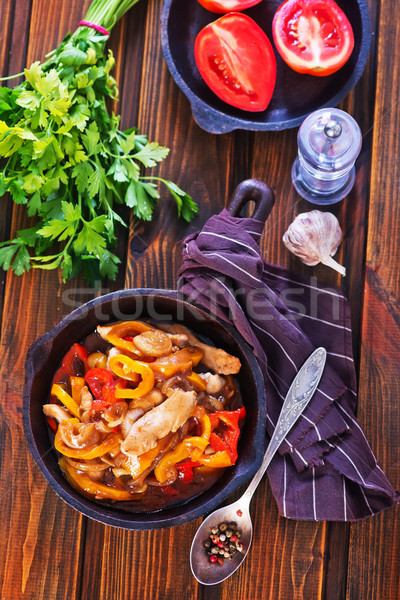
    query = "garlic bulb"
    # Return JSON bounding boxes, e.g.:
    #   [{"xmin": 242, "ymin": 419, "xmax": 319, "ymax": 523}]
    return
[{"xmin": 282, "ymin": 211, "xmax": 346, "ymax": 276}]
